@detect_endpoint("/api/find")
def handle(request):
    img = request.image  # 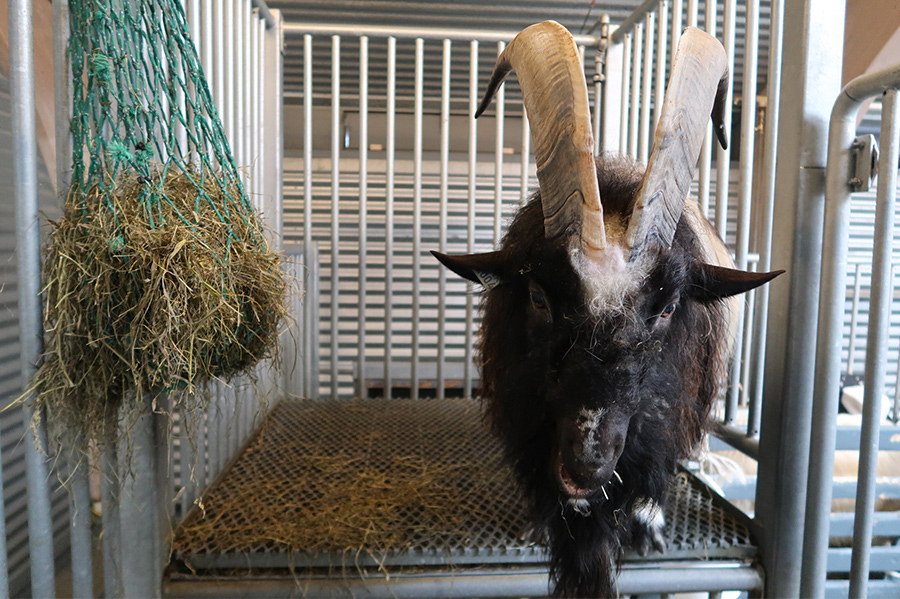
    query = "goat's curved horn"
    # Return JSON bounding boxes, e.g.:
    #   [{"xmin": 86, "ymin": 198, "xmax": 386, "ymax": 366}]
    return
[
  {"xmin": 626, "ymin": 27, "xmax": 729, "ymax": 259},
  {"xmin": 476, "ymin": 21, "xmax": 605, "ymax": 256}
]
